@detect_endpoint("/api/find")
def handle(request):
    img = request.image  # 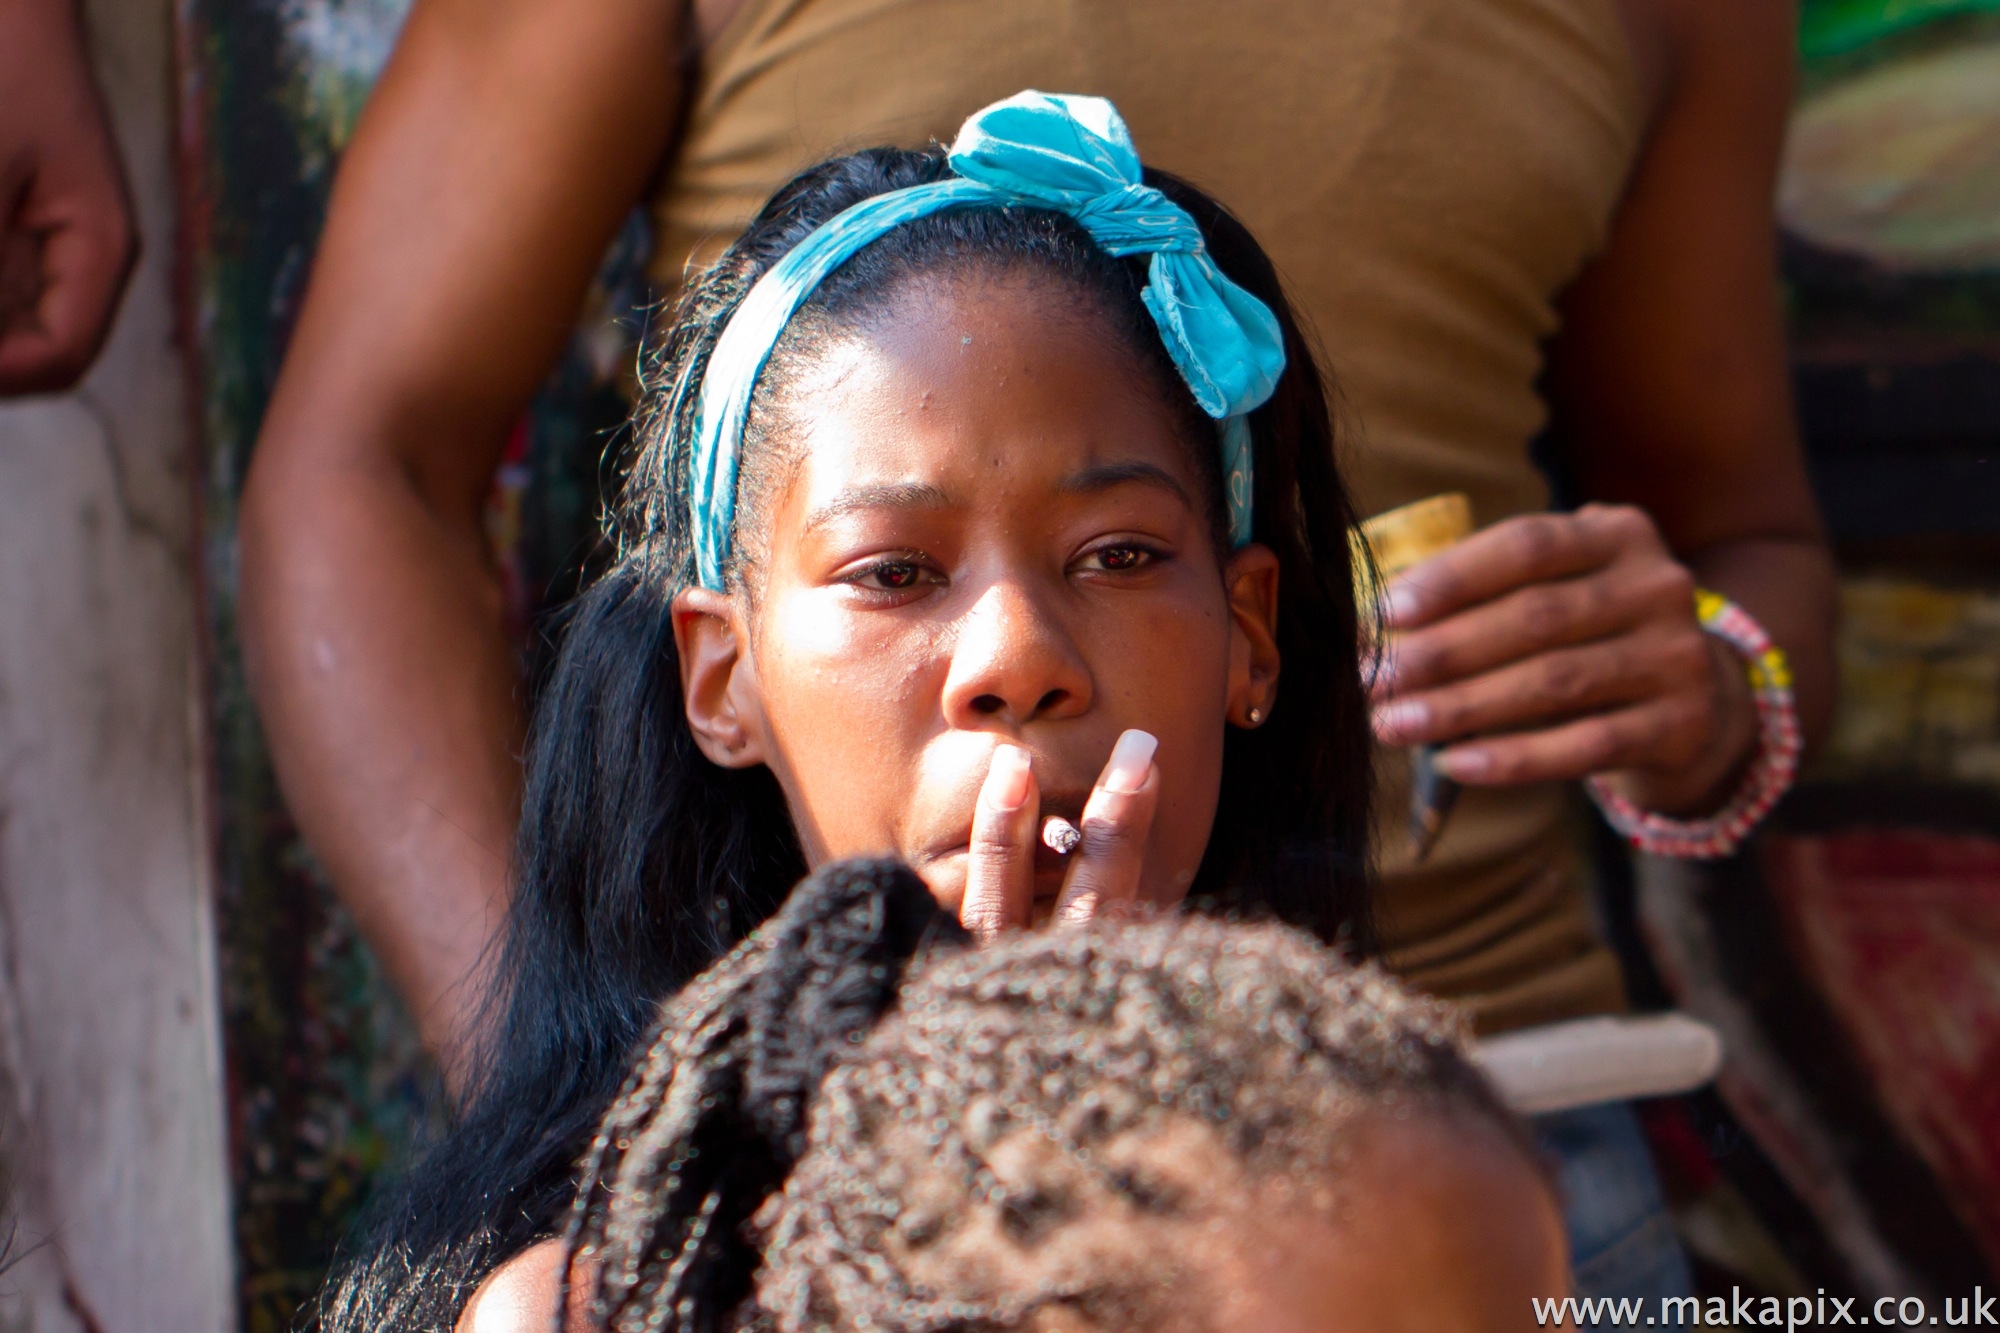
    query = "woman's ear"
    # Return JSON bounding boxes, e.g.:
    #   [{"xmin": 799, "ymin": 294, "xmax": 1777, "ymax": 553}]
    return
[
  {"xmin": 1223, "ymin": 544, "xmax": 1282, "ymax": 728},
  {"xmin": 672, "ymin": 586, "xmax": 769, "ymax": 769}
]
